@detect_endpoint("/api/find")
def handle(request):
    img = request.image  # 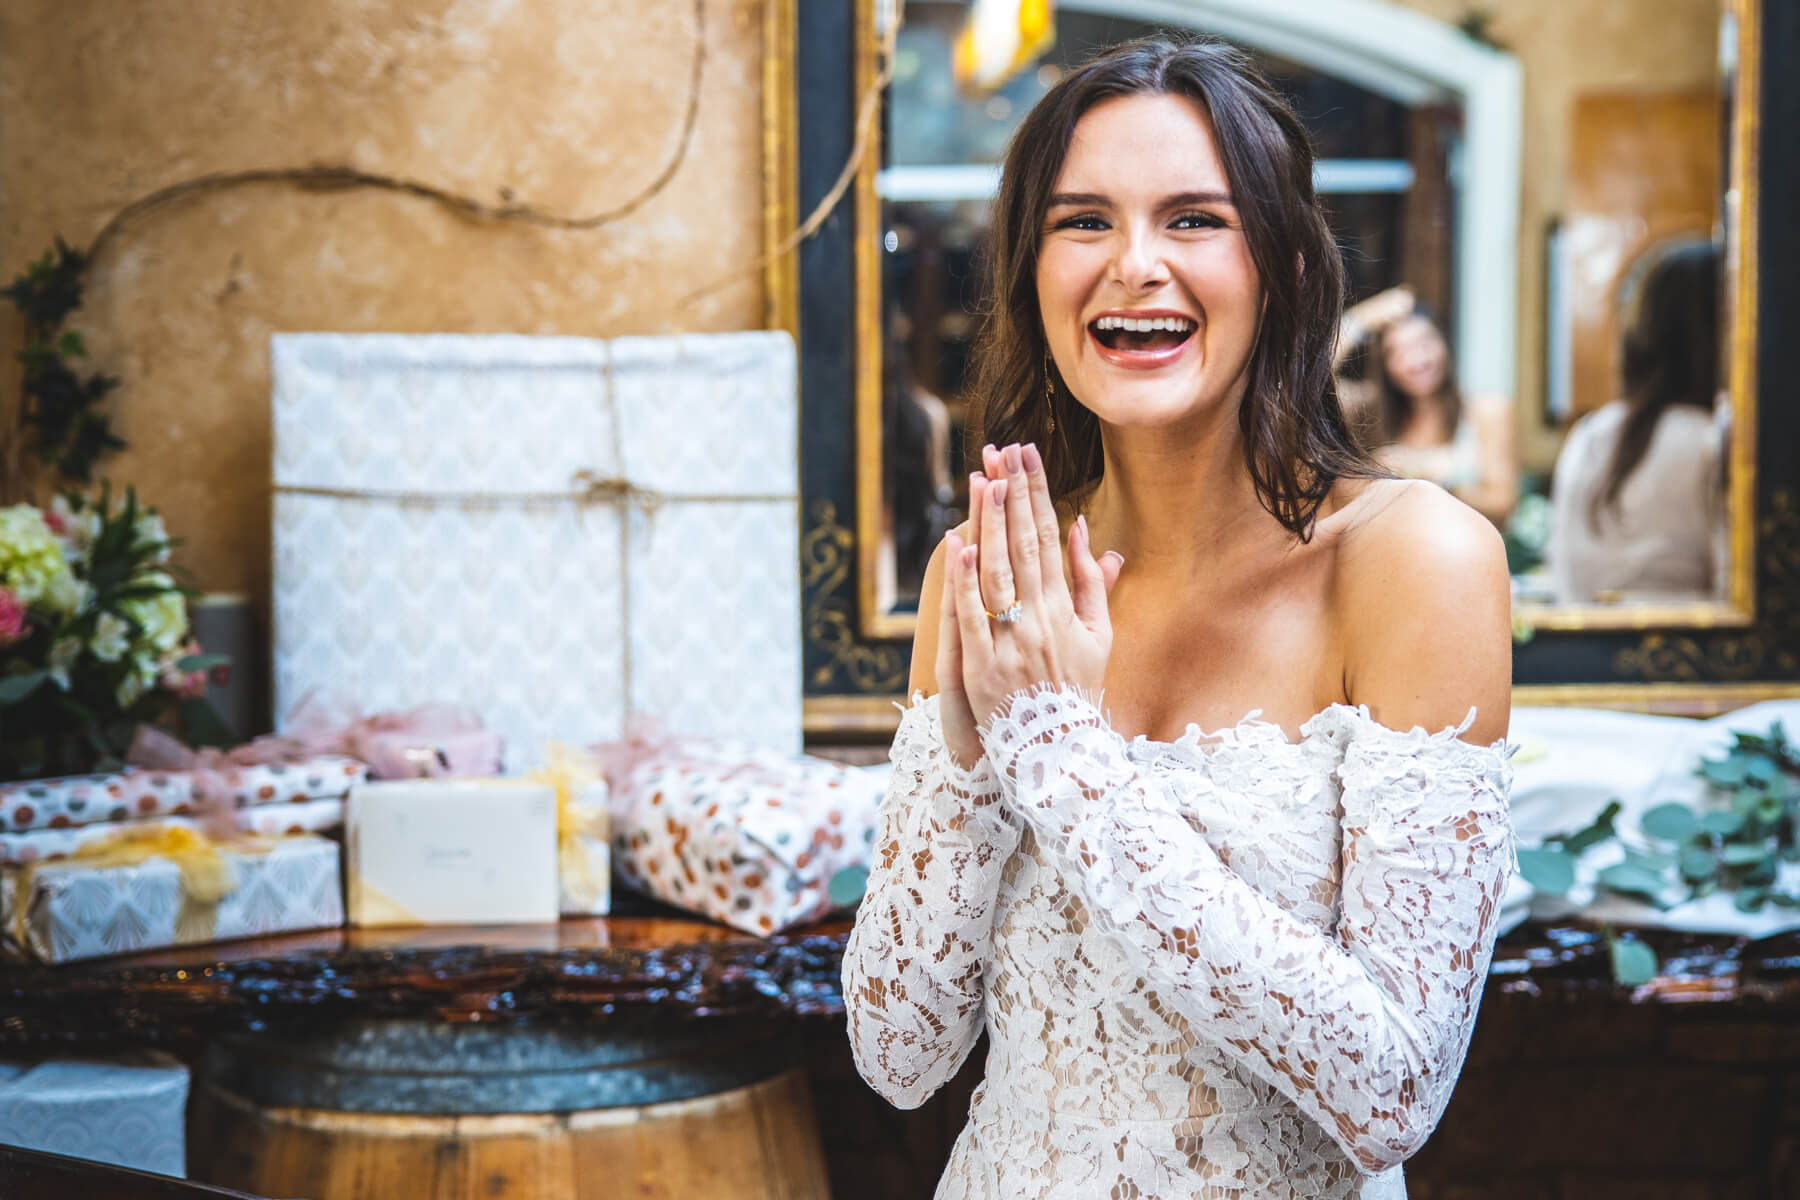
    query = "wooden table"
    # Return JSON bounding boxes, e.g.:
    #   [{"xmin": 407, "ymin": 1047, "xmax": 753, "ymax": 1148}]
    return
[{"xmin": 5, "ymin": 915, "xmax": 1800, "ymax": 1199}]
